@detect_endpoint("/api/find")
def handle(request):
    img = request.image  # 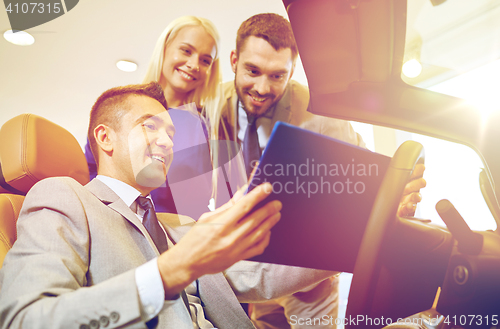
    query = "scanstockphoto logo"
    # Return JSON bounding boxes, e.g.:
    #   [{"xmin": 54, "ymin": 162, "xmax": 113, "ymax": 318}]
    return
[
  {"xmin": 4, "ymin": 0, "xmax": 79, "ymax": 32},
  {"xmin": 249, "ymin": 158, "xmax": 380, "ymax": 198}
]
